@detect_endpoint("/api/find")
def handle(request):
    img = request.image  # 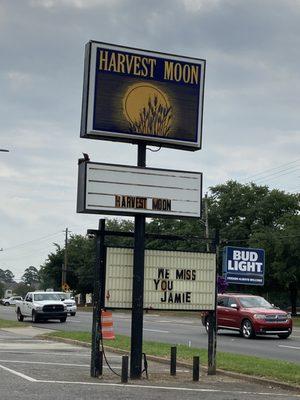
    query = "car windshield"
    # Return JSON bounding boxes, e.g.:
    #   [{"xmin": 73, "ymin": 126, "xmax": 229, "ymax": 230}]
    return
[
  {"xmin": 55, "ymin": 293, "xmax": 71, "ymax": 300},
  {"xmin": 33, "ymin": 293, "xmax": 61, "ymax": 301},
  {"xmin": 239, "ymin": 296, "xmax": 273, "ymax": 309}
]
